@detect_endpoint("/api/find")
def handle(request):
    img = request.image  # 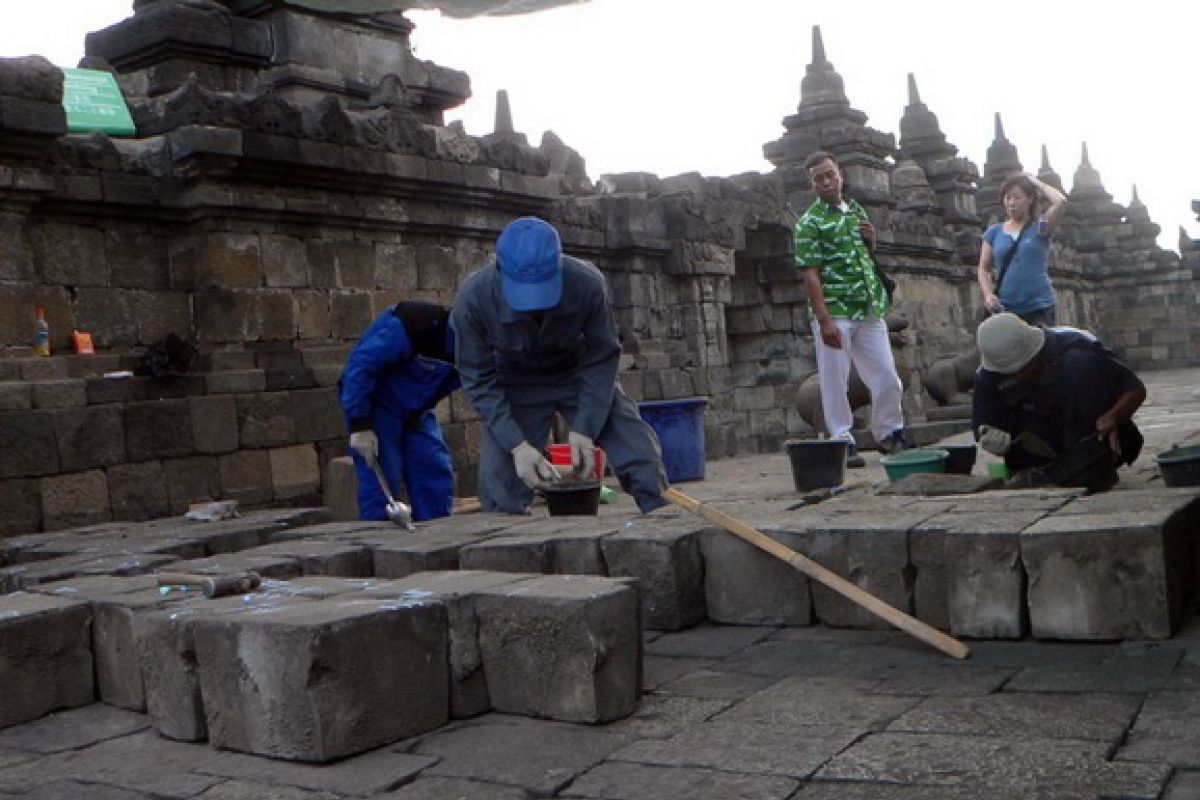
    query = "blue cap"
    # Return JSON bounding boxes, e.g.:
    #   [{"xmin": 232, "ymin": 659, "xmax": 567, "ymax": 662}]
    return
[{"xmin": 496, "ymin": 217, "xmax": 563, "ymax": 311}]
